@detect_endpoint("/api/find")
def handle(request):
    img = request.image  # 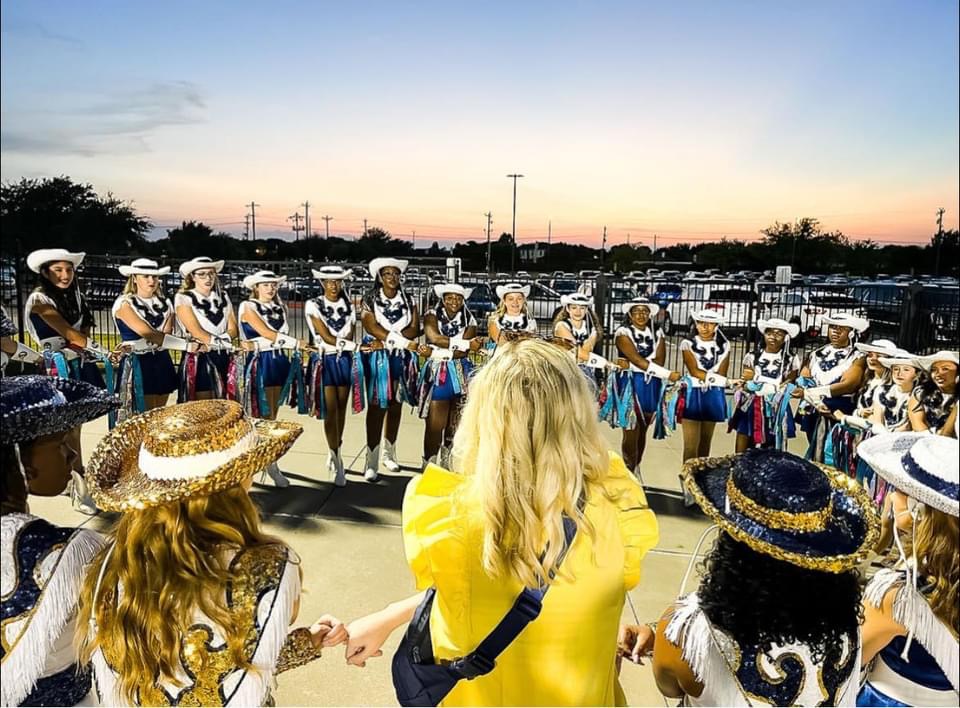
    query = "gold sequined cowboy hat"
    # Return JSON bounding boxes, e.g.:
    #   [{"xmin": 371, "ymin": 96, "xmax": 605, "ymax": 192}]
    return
[
  {"xmin": 682, "ymin": 448, "xmax": 880, "ymax": 573},
  {"xmin": 87, "ymin": 400, "xmax": 302, "ymax": 512}
]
